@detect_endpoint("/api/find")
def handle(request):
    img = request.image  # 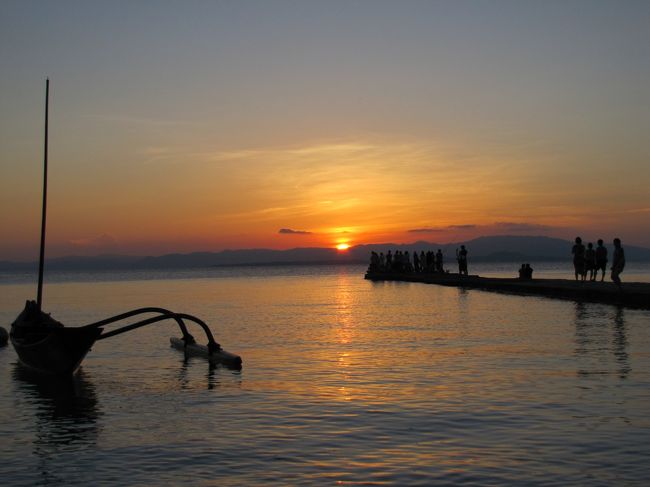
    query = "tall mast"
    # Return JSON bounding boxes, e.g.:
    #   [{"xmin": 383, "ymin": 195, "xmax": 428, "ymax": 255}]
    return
[{"xmin": 36, "ymin": 79, "xmax": 49, "ymax": 310}]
